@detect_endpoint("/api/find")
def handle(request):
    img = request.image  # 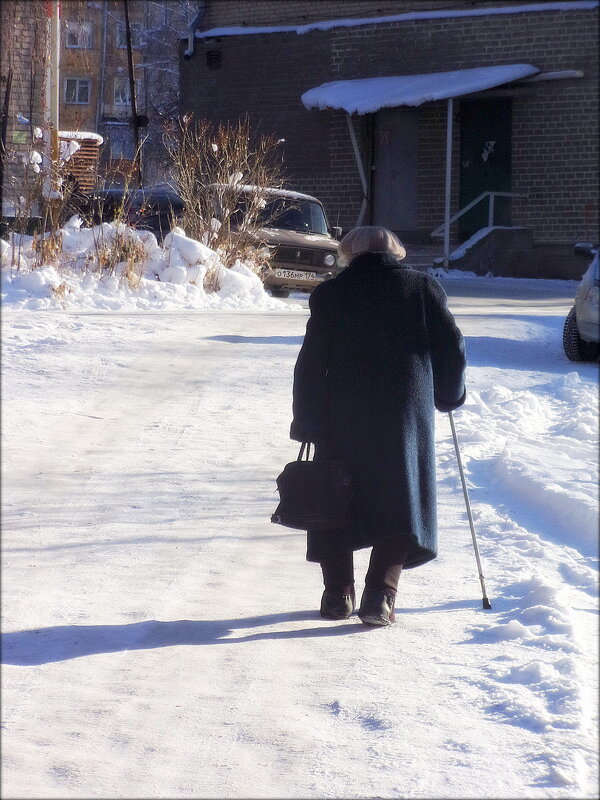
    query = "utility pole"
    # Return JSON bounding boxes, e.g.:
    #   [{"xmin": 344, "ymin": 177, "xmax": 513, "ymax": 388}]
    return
[
  {"xmin": 0, "ymin": 68, "xmax": 13, "ymax": 215},
  {"xmin": 123, "ymin": 0, "xmax": 142, "ymax": 186},
  {"xmin": 44, "ymin": 0, "xmax": 61, "ymax": 228},
  {"xmin": 49, "ymin": 0, "xmax": 60, "ymax": 174}
]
